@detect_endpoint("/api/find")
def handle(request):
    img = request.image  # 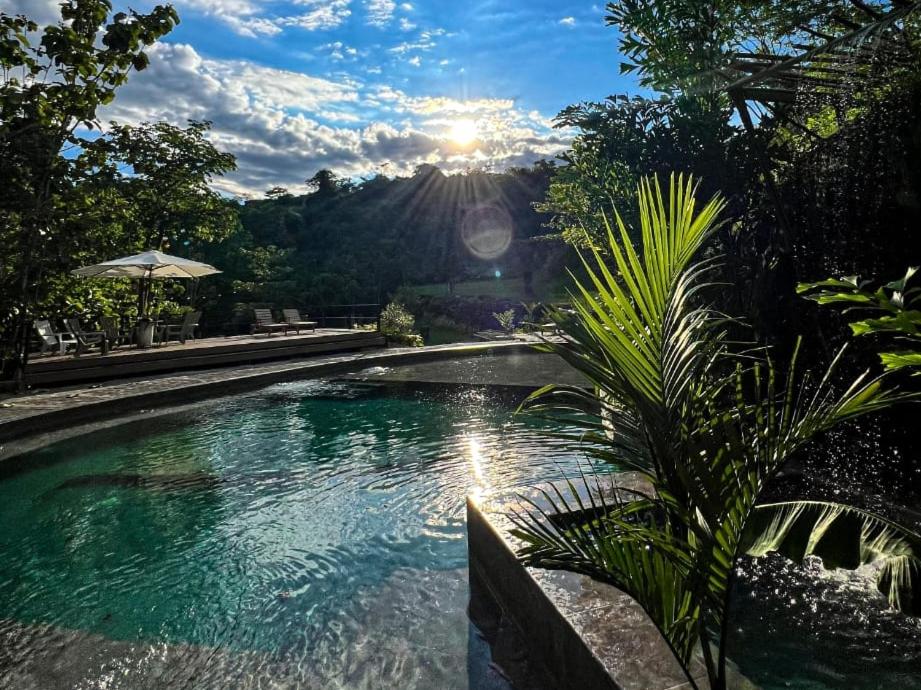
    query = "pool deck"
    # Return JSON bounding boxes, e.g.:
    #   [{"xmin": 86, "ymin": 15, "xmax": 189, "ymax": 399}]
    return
[
  {"xmin": 0, "ymin": 340, "xmax": 559, "ymax": 452},
  {"xmin": 23, "ymin": 329, "xmax": 385, "ymax": 387}
]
